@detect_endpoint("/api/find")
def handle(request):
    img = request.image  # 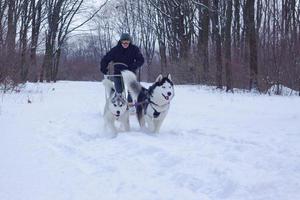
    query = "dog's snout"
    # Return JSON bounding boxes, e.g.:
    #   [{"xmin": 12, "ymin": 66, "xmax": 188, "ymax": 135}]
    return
[
  {"xmin": 167, "ymin": 92, "xmax": 172, "ymax": 96},
  {"xmin": 116, "ymin": 111, "xmax": 120, "ymax": 115}
]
